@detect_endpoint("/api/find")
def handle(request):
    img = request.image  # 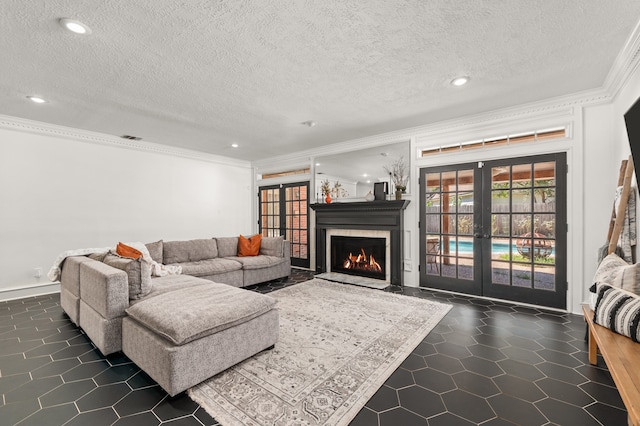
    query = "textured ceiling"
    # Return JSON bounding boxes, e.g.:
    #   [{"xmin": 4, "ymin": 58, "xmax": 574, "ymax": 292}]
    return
[{"xmin": 2, "ymin": 1, "xmax": 640, "ymax": 161}]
